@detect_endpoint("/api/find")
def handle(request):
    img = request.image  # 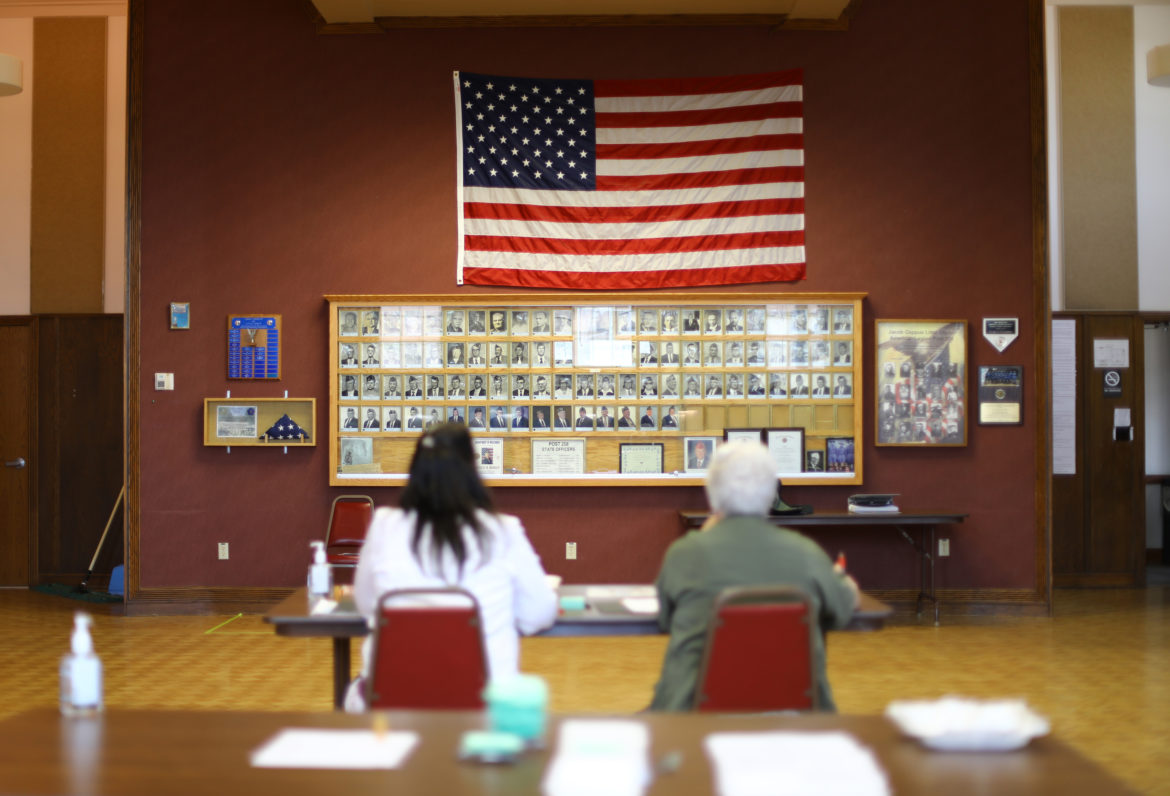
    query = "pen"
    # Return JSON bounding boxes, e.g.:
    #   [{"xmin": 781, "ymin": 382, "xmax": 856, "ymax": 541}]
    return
[{"xmin": 836, "ymin": 552, "xmax": 847, "ymax": 572}]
